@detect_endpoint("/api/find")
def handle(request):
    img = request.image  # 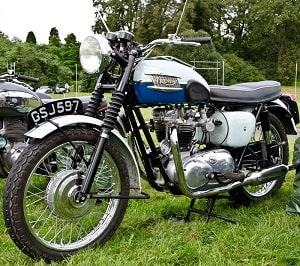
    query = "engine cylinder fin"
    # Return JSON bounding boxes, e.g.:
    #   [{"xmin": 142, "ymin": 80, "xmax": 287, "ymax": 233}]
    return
[{"xmin": 178, "ymin": 124, "xmax": 194, "ymax": 148}]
